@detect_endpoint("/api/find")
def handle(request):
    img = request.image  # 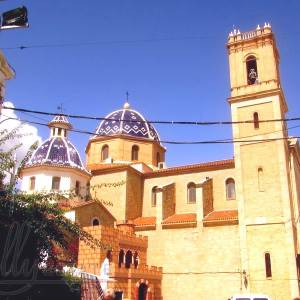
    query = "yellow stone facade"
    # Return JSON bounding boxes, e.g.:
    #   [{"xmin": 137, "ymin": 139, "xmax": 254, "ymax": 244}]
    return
[{"xmin": 76, "ymin": 25, "xmax": 300, "ymax": 300}]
